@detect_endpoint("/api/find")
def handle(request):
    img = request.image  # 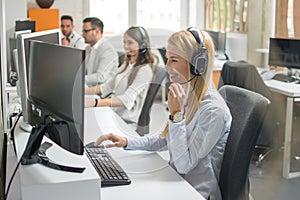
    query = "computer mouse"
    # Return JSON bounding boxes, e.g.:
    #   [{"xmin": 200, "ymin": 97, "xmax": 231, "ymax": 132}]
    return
[{"xmin": 85, "ymin": 142, "xmax": 104, "ymax": 148}]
